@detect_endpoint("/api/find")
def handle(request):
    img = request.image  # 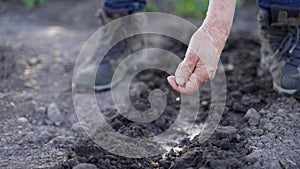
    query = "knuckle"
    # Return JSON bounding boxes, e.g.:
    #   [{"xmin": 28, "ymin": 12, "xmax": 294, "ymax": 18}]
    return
[
  {"xmin": 178, "ymin": 62, "xmax": 186, "ymax": 70},
  {"xmin": 180, "ymin": 63, "xmax": 192, "ymax": 74},
  {"xmin": 195, "ymin": 70, "xmax": 210, "ymax": 82},
  {"xmin": 186, "ymin": 51, "xmax": 199, "ymax": 63}
]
